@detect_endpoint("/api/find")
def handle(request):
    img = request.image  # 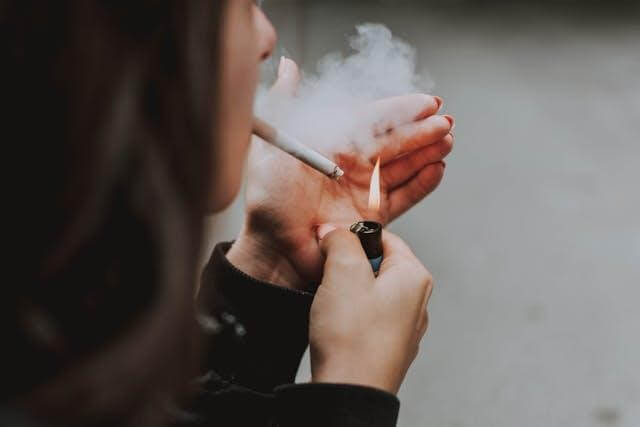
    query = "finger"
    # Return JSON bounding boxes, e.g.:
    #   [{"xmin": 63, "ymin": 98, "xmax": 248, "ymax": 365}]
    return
[
  {"xmin": 377, "ymin": 232, "xmax": 433, "ymax": 317},
  {"xmin": 388, "ymin": 162, "xmax": 445, "ymax": 221},
  {"xmin": 364, "ymin": 94, "xmax": 443, "ymax": 135},
  {"xmin": 376, "ymin": 115, "xmax": 453, "ymax": 164},
  {"xmin": 319, "ymin": 229, "xmax": 374, "ymax": 284},
  {"xmin": 382, "ymin": 133, "xmax": 454, "ymax": 191},
  {"xmin": 418, "ymin": 276, "xmax": 433, "ymax": 336},
  {"xmin": 316, "ymin": 224, "xmax": 337, "ymax": 240},
  {"xmin": 418, "ymin": 310, "xmax": 429, "ymax": 338},
  {"xmin": 414, "ymin": 267, "xmax": 432, "ymax": 341},
  {"xmin": 376, "ymin": 231, "xmax": 422, "ymax": 275},
  {"xmin": 270, "ymin": 56, "xmax": 301, "ymax": 97}
]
